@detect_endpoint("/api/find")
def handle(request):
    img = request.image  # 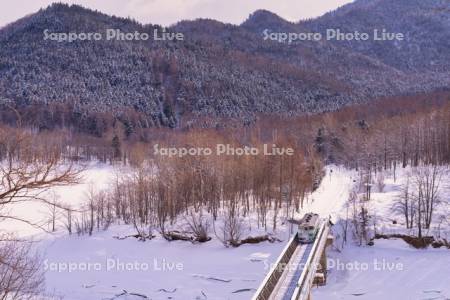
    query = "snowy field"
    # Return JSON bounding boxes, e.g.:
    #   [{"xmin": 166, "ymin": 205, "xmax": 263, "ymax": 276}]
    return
[
  {"xmin": 40, "ymin": 226, "xmax": 287, "ymax": 300},
  {"xmin": 314, "ymin": 239, "xmax": 450, "ymax": 300},
  {"xmin": 0, "ymin": 163, "xmax": 116, "ymax": 236},
  {"xmin": 3, "ymin": 164, "xmax": 450, "ymax": 300}
]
